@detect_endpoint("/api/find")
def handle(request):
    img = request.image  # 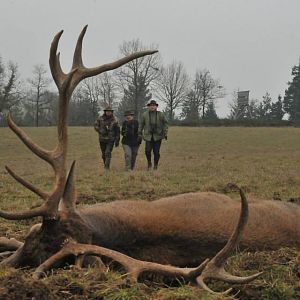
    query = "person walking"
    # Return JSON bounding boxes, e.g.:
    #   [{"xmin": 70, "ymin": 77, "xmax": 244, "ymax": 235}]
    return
[
  {"xmin": 94, "ymin": 106, "xmax": 120, "ymax": 170},
  {"xmin": 138, "ymin": 100, "xmax": 168, "ymax": 170},
  {"xmin": 121, "ymin": 110, "xmax": 141, "ymax": 171}
]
